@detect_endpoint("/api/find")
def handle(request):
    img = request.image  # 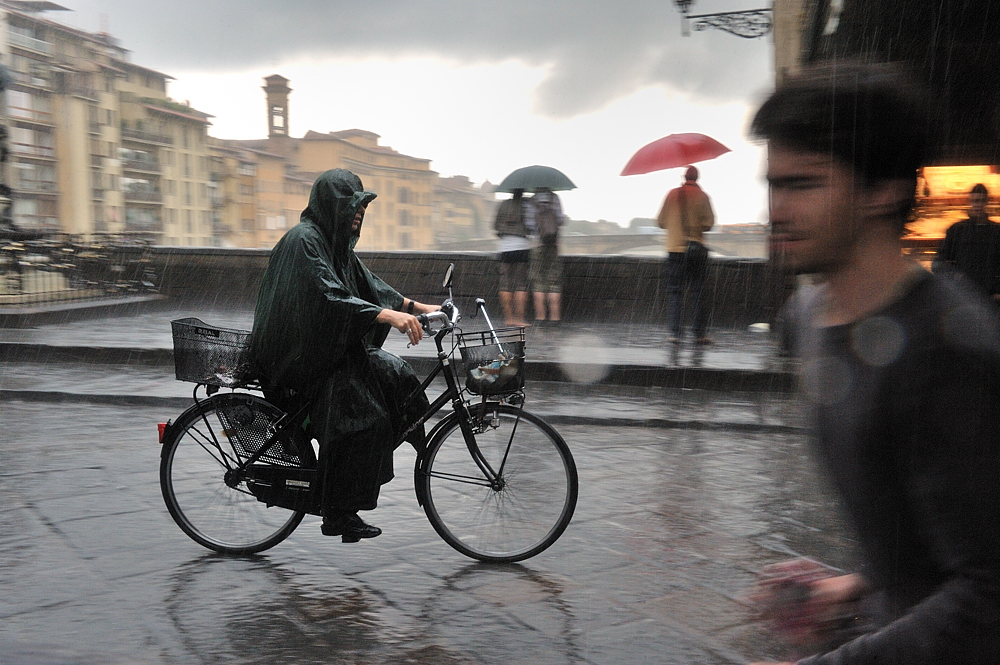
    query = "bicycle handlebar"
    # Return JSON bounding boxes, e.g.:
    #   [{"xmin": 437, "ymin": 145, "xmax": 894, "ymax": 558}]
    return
[{"xmin": 417, "ymin": 300, "xmax": 460, "ymax": 332}]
